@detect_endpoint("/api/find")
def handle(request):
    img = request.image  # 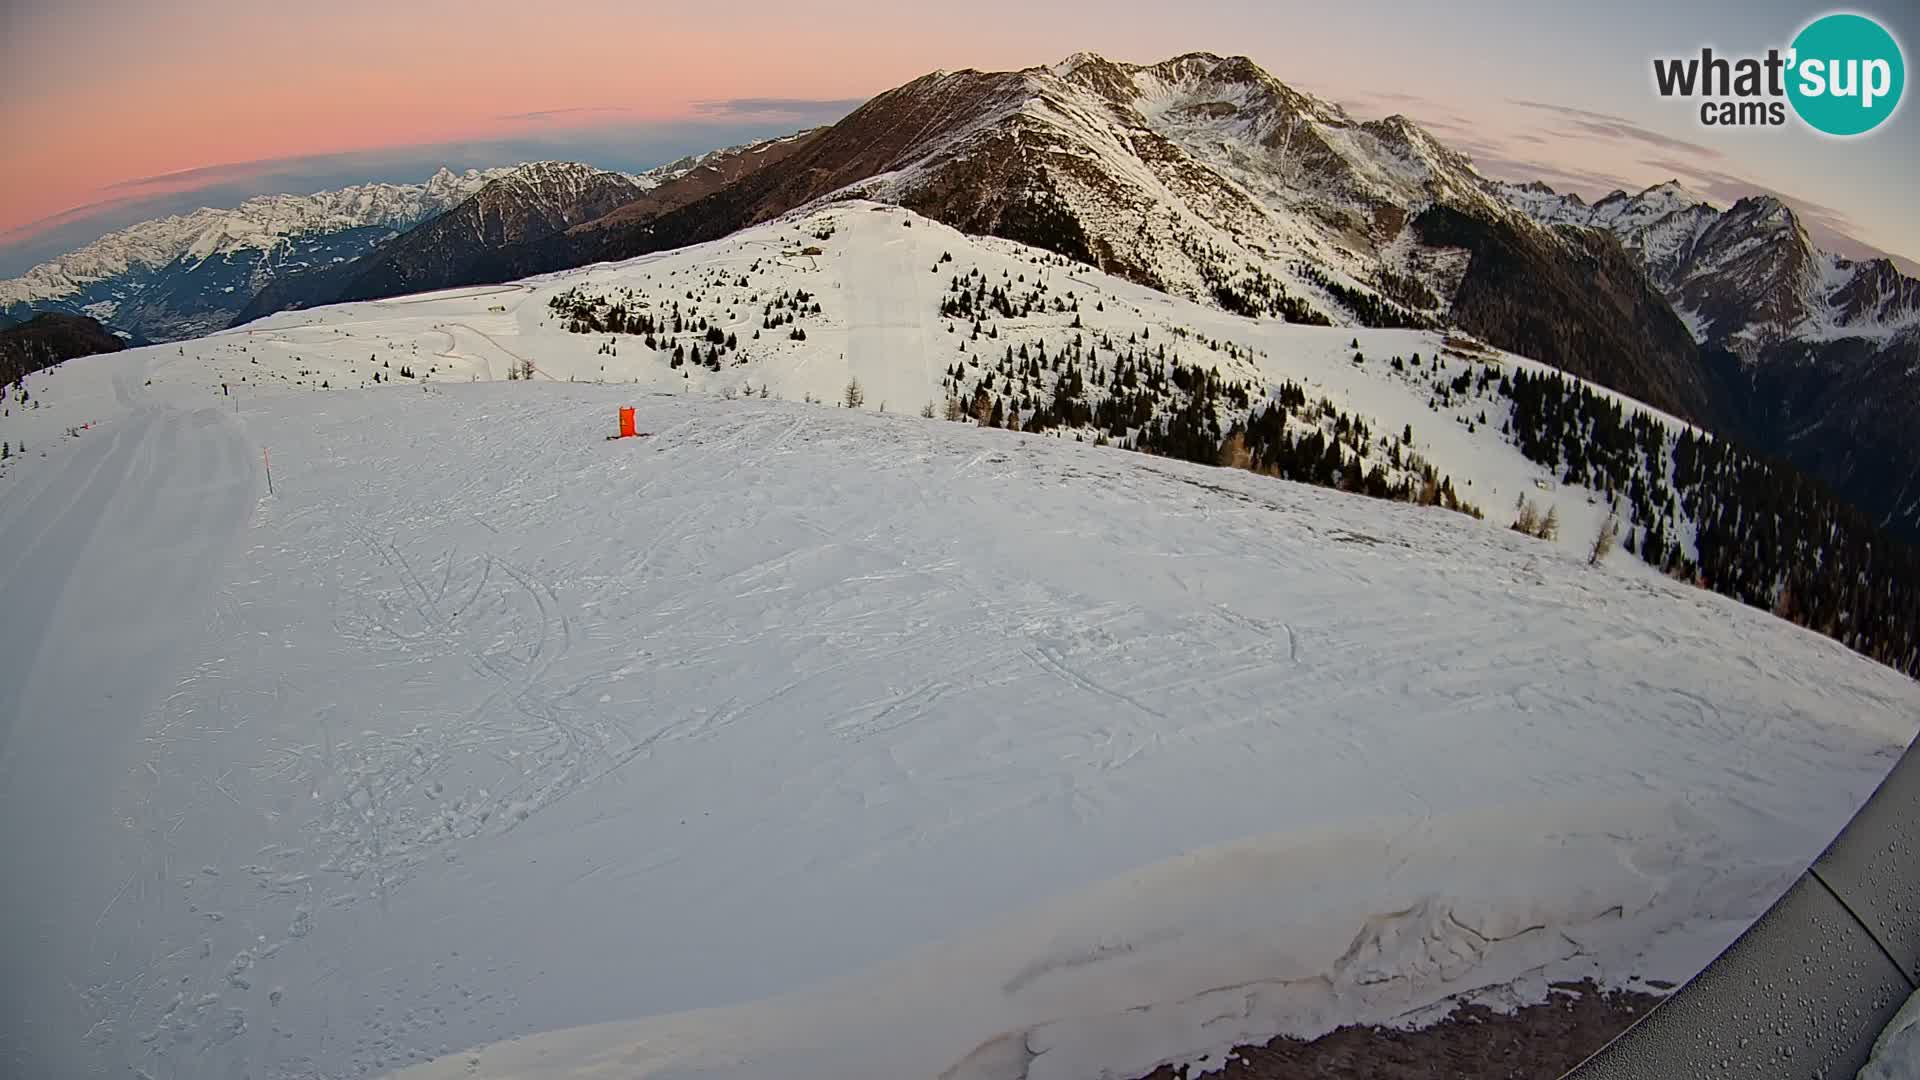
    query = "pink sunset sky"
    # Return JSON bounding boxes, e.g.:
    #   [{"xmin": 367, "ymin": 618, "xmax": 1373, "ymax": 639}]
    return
[{"xmin": 3, "ymin": 0, "xmax": 1915, "ymax": 271}]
